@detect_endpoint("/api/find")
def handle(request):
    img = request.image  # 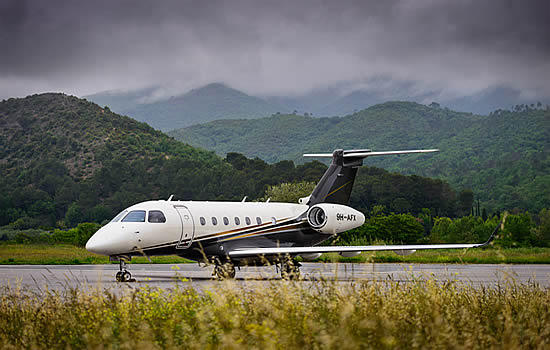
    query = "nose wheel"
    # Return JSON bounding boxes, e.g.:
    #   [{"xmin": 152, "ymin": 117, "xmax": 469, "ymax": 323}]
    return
[{"xmin": 115, "ymin": 260, "xmax": 134, "ymax": 282}]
